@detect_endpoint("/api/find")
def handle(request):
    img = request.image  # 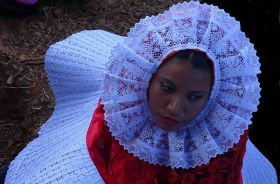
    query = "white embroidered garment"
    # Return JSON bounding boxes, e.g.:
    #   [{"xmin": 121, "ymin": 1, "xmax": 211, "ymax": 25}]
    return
[
  {"xmin": 4, "ymin": 30, "xmax": 124, "ymax": 184},
  {"xmin": 242, "ymin": 140, "xmax": 278, "ymax": 184},
  {"xmin": 4, "ymin": 21, "xmax": 277, "ymax": 184},
  {"xmin": 101, "ymin": 1, "xmax": 261, "ymax": 169}
]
